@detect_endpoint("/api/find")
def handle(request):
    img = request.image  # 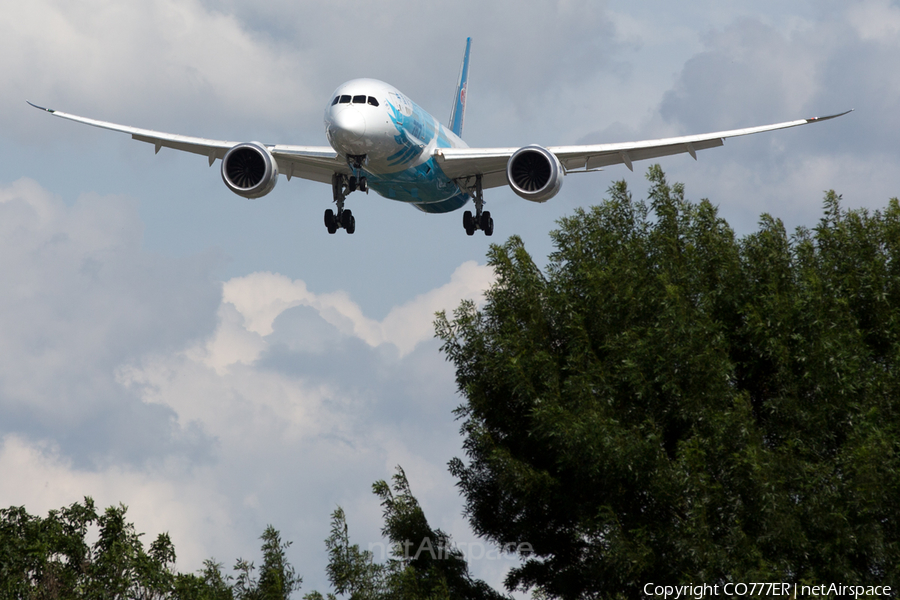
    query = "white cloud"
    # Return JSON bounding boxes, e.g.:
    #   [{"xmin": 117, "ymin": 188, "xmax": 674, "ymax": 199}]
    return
[
  {"xmin": 0, "ymin": 175, "xmax": 499, "ymax": 591},
  {"xmin": 107, "ymin": 270, "xmax": 496, "ymax": 585},
  {"xmin": 5, "ymin": 3, "xmax": 900, "ymax": 598},
  {"xmin": 847, "ymin": 0, "xmax": 900, "ymax": 43},
  {"xmin": 0, "ymin": 178, "xmax": 219, "ymax": 460},
  {"xmin": 212, "ymin": 261, "xmax": 493, "ymax": 366},
  {"xmin": 2, "ymin": 0, "xmax": 320, "ymax": 140},
  {"xmin": 0, "ymin": 433, "xmax": 234, "ymax": 574}
]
